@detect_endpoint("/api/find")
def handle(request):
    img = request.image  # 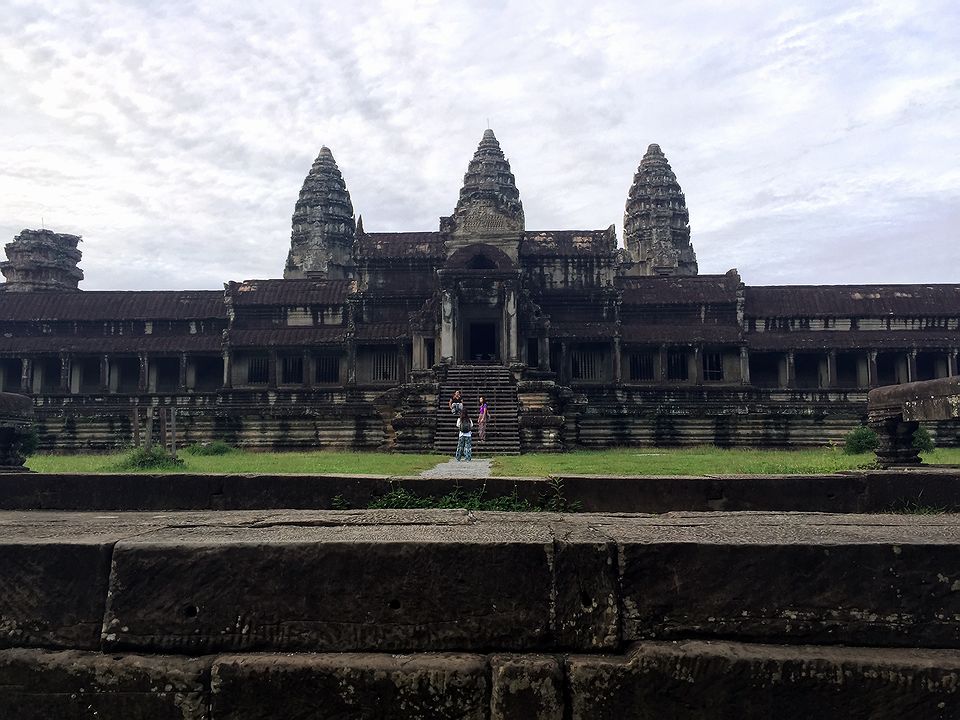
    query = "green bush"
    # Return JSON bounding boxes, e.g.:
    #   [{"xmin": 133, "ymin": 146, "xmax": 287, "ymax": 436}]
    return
[
  {"xmin": 184, "ymin": 440, "xmax": 236, "ymax": 456},
  {"xmin": 913, "ymin": 426, "xmax": 935, "ymax": 453},
  {"xmin": 844, "ymin": 426, "xmax": 879, "ymax": 455},
  {"xmin": 114, "ymin": 446, "xmax": 185, "ymax": 470}
]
